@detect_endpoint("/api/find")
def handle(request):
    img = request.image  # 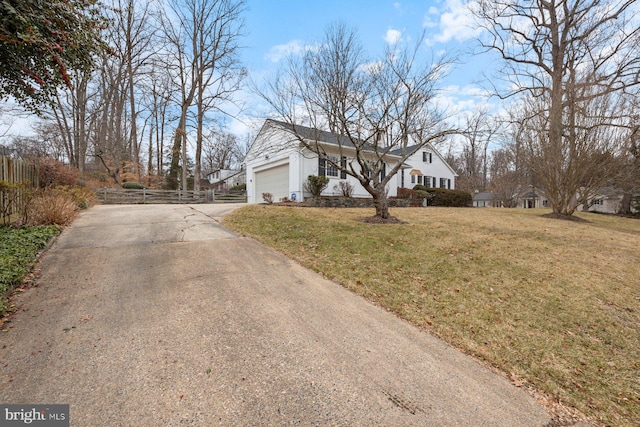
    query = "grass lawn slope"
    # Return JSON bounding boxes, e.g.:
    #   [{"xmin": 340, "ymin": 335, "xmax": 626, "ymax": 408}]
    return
[{"xmin": 224, "ymin": 206, "xmax": 640, "ymax": 427}]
